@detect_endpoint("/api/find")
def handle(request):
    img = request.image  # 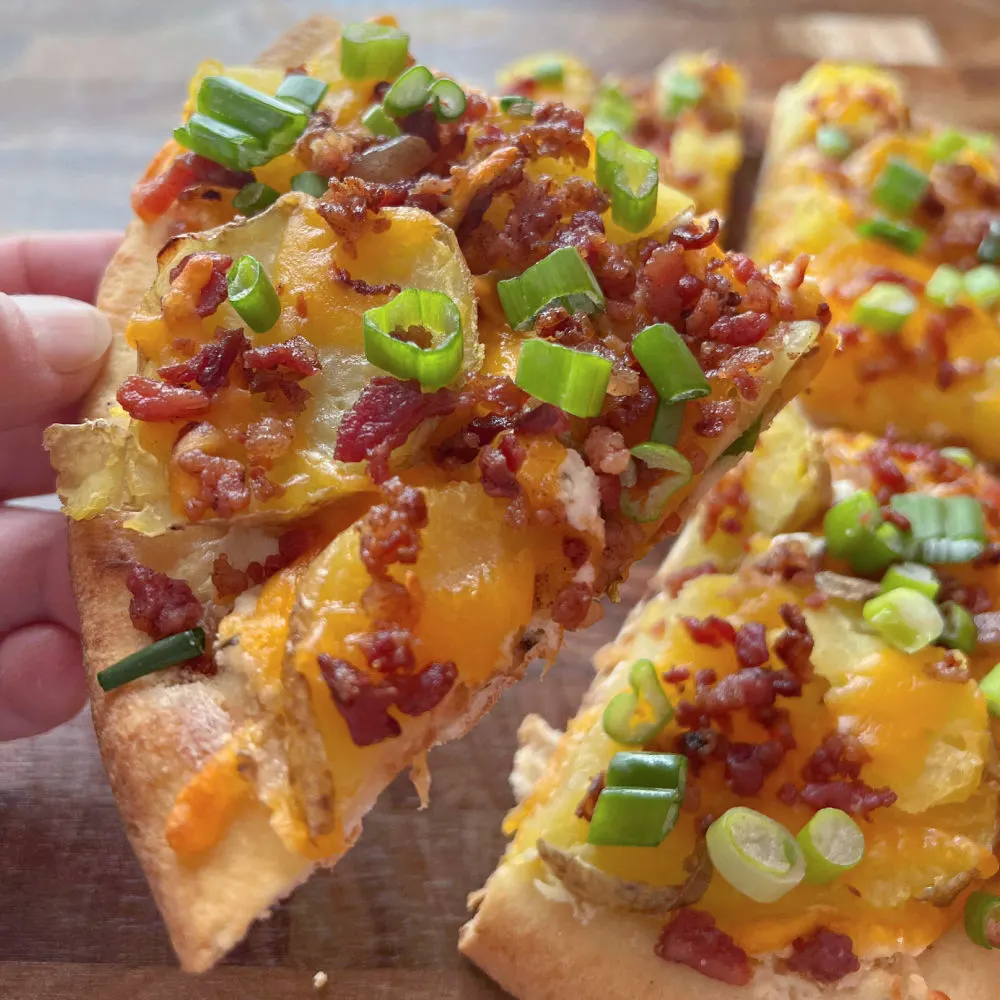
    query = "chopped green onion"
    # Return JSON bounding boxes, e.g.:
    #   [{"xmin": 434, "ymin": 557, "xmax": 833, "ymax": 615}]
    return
[
  {"xmin": 706, "ymin": 807, "xmax": 805, "ymax": 903},
  {"xmin": 872, "ymin": 157, "xmax": 930, "ymax": 216},
  {"xmin": 979, "ymin": 664, "xmax": 1000, "ymax": 717},
  {"xmin": 340, "ymin": 22, "xmax": 410, "ymax": 81},
  {"xmin": 630, "ymin": 442, "xmax": 690, "ymax": 473},
  {"xmin": 925, "ymin": 264, "xmax": 965, "ymax": 308},
  {"xmin": 939, "ymin": 600, "xmax": 977, "ymax": 655},
  {"xmin": 890, "ymin": 493, "xmax": 986, "ymax": 563},
  {"xmin": 941, "ymin": 446, "xmax": 975, "ymax": 468},
  {"xmin": 929, "ymin": 128, "xmax": 968, "ymax": 163},
  {"xmin": 968, "ymin": 133, "xmax": 997, "ymax": 157},
  {"xmin": 978, "ymin": 220, "xmax": 1000, "ymax": 263},
  {"xmin": 851, "ymin": 281, "xmax": 917, "ymax": 333},
  {"xmin": 428, "ymin": 78, "xmax": 466, "ymax": 122},
  {"xmin": 383, "ymin": 64, "xmax": 435, "ymax": 117},
  {"xmin": 587, "ymin": 787, "xmax": 681, "ymax": 847},
  {"xmin": 605, "ymin": 751, "xmax": 686, "ymax": 795},
  {"xmin": 602, "ymin": 659, "xmax": 674, "ymax": 747},
  {"xmin": 879, "ymin": 562, "xmax": 940, "ymax": 600},
  {"xmin": 796, "ymin": 808, "xmax": 865, "ymax": 885},
  {"xmin": 596, "ymin": 131, "xmax": 659, "ymax": 232},
  {"xmin": 497, "ymin": 246, "xmax": 606, "ymax": 331},
  {"xmin": 531, "ymin": 59, "xmax": 565, "ymax": 85},
  {"xmin": 515, "ymin": 339, "xmax": 612, "ymax": 418},
  {"xmin": 196, "ymin": 76, "xmax": 307, "ymax": 152},
  {"xmin": 663, "ymin": 71, "xmax": 704, "ymax": 118},
  {"xmin": 362, "ymin": 103, "xmax": 402, "ymax": 138},
  {"xmin": 499, "ymin": 95, "xmax": 535, "ymax": 117},
  {"xmin": 964, "ymin": 264, "xmax": 1000, "ymax": 309},
  {"xmin": 620, "ymin": 449, "xmax": 693, "ymax": 523},
  {"xmin": 585, "ymin": 82, "xmax": 636, "ymax": 138},
  {"xmin": 723, "ymin": 414, "xmax": 763, "ymax": 457},
  {"xmin": 232, "ymin": 181, "xmax": 280, "ymax": 217},
  {"xmin": 856, "ymin": 217, "xmax": 926, "ymax": 254},
  {"xmin": 174, "ymin": 114, "xmax": 268, "ymax": 172},
  {"xmin": 823, "ymin": 489, "xmax": 902, "ymax": 575},
  {"xmin": 363, "ymin": 288, "xmax": 463, "ymax": 389},
  {"xmin": 97, "ymin": 628, "xmax": 206, "ymax": 692},
  {"xmin": 650, "ymin": 400, "xmax": 685, "ymax": 447},
  {"xmin": 863, "ymin": 588, "xmax": 944, "ymax": 653},
  {"xmin": 632, "ymin": 323, "xmax": 710, "ymax": 404},
  {"xmin": 965, "ymin": 890, "xmax": 1000, "ymax": 948},
  {"xmin": 290, "ymin": 171, "xmax": 328, "ymax": 197},
  {"xmin": 275, "ymin": 74, "xmax": 329, "ymax": 112},
  {"xmin": 227, "ymin": 254, "xmax": 282, "ymax": 333},
  {"xmin": 816, "ymin": 124, "xmax": 853, "ymax": 160}
]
